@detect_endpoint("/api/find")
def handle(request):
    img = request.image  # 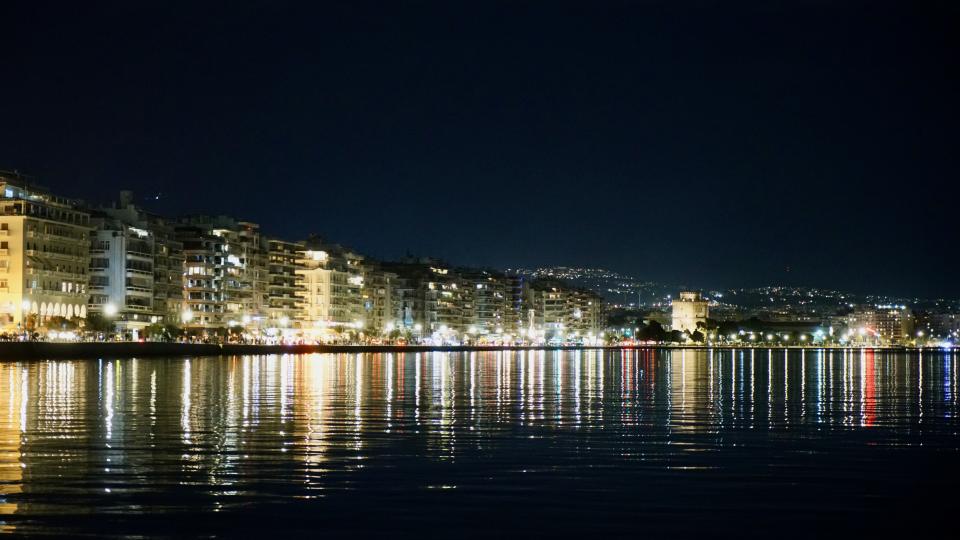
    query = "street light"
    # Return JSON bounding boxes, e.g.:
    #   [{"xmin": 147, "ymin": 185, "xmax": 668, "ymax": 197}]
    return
[
  {"xmin": 181, "ymin": 309, "xmax": 194, "ymax": 324},
  {"xmin": 103, "ymin": 303, "xmax": 118, "ymax": 317}
]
